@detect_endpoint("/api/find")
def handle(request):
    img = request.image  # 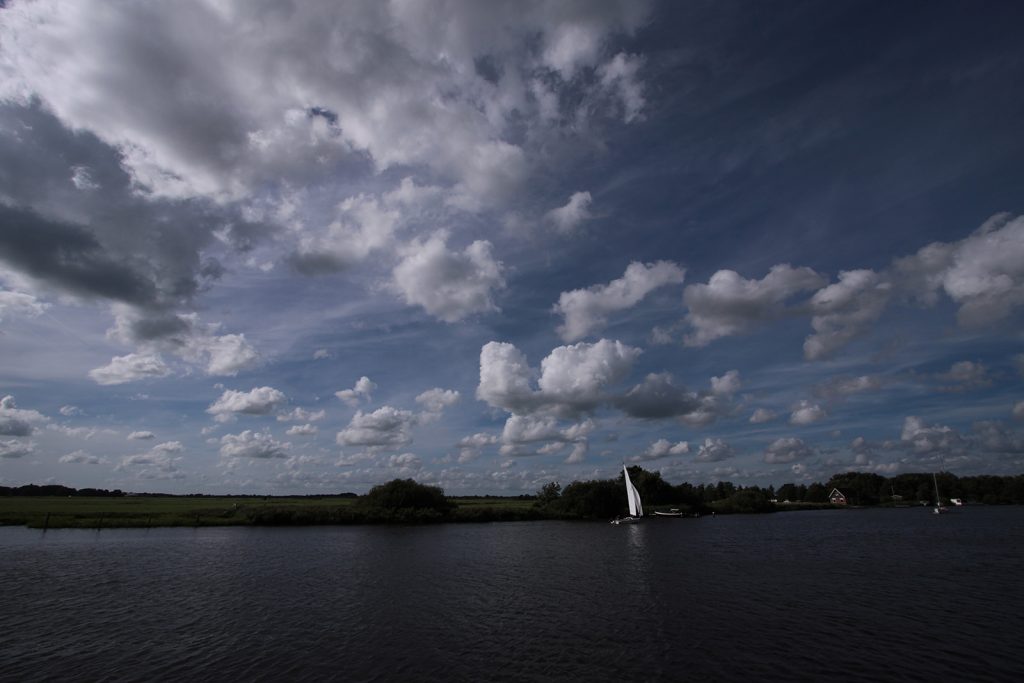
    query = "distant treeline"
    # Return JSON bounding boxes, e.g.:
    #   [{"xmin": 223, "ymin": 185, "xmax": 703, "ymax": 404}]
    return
[
  {"xmin": 534, "ymin": 469, "xmax": 1024, "ymax": 519},
  {"xmin": 4, "ymin": 470, "xmax": 1023, "ymax": 527},
  {"xmin": 0, "ymin": 484, "xmax": 358, "ymax": 499}
]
